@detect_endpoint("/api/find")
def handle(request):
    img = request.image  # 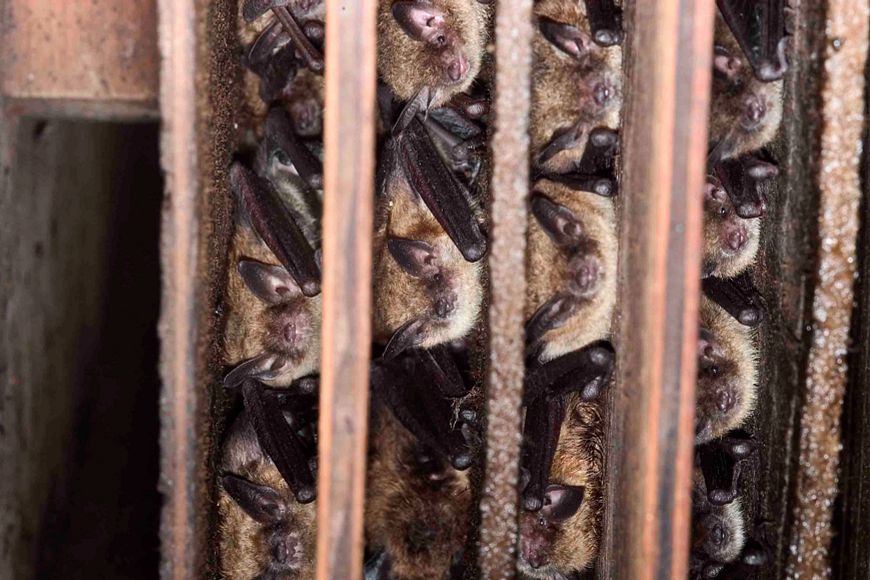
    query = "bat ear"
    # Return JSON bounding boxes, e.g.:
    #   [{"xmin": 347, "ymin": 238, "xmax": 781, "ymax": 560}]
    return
[
  {"xmin": 392, "ymin": 1, "xmax": 447, "ymax": 44},
  {"xmin": 387, "ymin": 237, "xmax": 440, "ymax": 279},
  {"xmin": 383, "ymin": 318, "xmax": 427, "ymax": 360},
  {"xmin": 222, "ymin": 473, "xmax": 287, "ymax": 524},
  {"xmin": 531, "ymin": 194, "xmax": 585, "ymax": 247},
  {"xmin": 224, "ymin": 353, "xmax": 290, "ymax": 389},
  {"xmin": 541, "ymin": 484, "xmax": 585, "ymax": 523},
  {"xmin": 238, "ymin": 260, "xmax": 302, "ymax": 304},
  {"xmin": 705, "ymin": 178, "xmax": 728, "ymax": 203},
  {"xmin": 538, "ymin": 17, "xmax": 590, "ymax": 59}
]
